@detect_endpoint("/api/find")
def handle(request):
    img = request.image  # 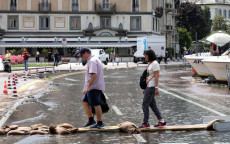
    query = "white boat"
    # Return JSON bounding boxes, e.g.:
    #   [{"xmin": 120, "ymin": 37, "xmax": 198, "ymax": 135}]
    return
[
  {"xmin": 184, "ymin": 53, "xmax": 213, "ymax": 77},
  {"xmin": 202, "ymin": 55, "xmax": 230, "ymax": 82}
]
